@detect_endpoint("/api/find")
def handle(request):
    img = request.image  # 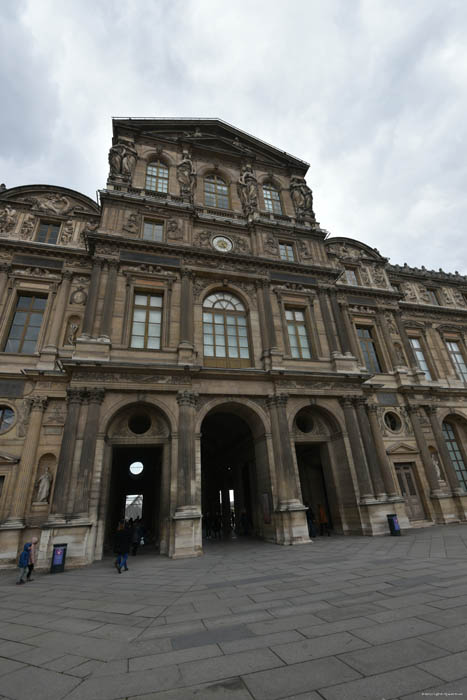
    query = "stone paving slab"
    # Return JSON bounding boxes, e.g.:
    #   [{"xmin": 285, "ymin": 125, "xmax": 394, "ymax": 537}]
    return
[{"xmin": 0, "ymin": 523, "xmax": 467, "ymax": 700}]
